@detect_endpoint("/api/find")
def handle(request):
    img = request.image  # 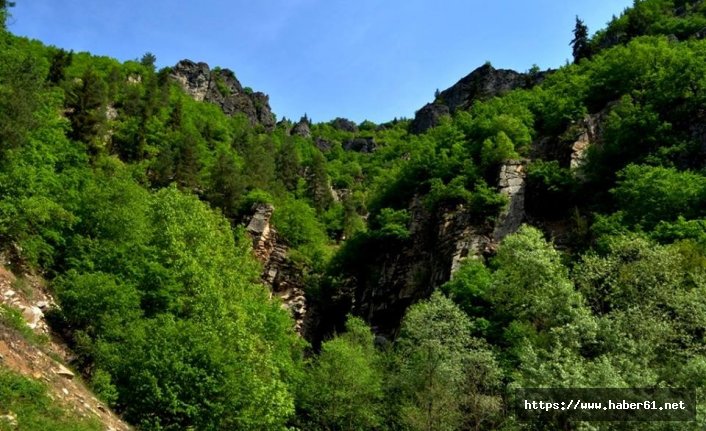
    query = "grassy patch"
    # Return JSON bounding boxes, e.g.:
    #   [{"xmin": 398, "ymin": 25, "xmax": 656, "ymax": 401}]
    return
[{"xmin": 0, "ymin": 367, "xmax": 101, "ymax": 431}]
